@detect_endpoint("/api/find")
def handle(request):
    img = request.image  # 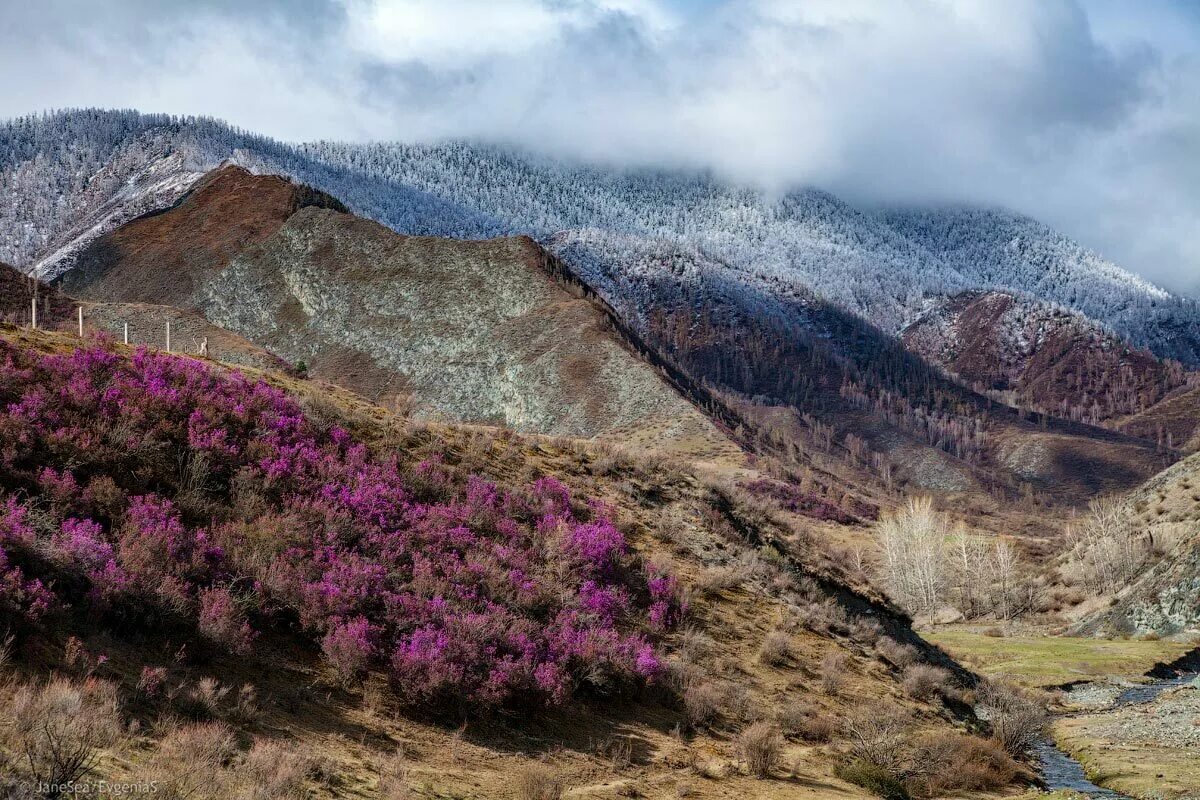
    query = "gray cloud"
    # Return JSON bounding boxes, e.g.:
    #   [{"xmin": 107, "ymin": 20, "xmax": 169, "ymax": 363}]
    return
[{"xmin": 0, "ymin": 0, "xmax": 1197, "ymax": 294}]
